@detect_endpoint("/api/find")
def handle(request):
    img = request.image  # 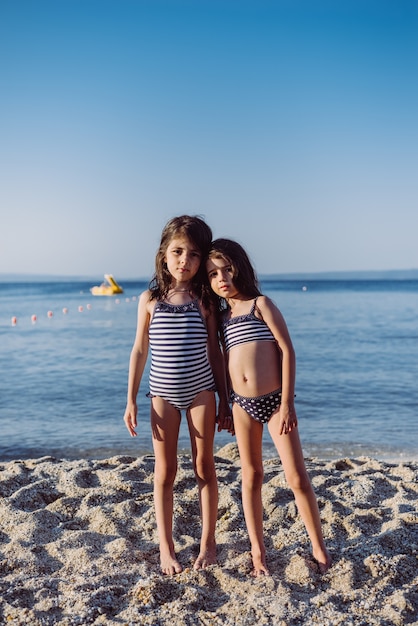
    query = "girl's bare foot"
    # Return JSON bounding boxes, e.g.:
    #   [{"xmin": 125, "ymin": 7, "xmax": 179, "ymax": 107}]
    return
[
  {"xmin": 160, "ymin": 550, "xmax": 182, "ymax": 575},
  {"xmin": 251, "ymin": 550, "xmax": 270, "ymax": 577},
  {"xmin": 194, "ymin": 542, "xmax": 217, "ymax": 570},
  {"xmin": 313, "ymin": 547, "xmax": 332, "ymax": 574}
]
